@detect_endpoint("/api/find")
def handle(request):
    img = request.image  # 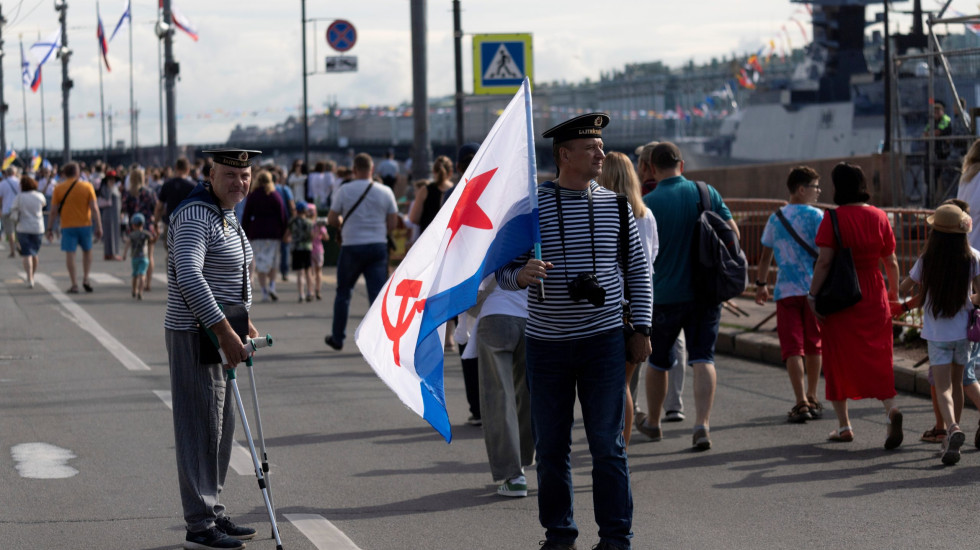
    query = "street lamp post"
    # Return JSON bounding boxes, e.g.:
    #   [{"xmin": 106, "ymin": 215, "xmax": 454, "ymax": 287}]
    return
[{"xmin": 55, "ymin": 0, "xmax": 72, "ymax": 164}]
